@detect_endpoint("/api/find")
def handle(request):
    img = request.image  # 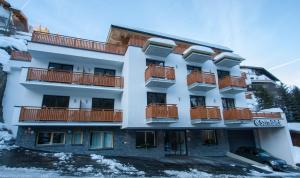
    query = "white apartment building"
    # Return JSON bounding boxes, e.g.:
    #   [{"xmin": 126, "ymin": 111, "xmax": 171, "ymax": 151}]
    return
[{"xmin": 0, "ymin": 24, "xmax": 296, "ymax": 164}]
